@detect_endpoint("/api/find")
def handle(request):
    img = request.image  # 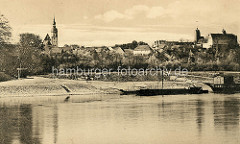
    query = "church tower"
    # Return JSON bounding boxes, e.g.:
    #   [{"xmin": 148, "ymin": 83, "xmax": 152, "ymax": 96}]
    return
[{"xmin": 51, "ymin": 17, "xmax": 58, "ymax": 47}]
